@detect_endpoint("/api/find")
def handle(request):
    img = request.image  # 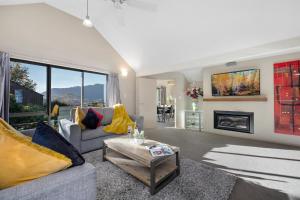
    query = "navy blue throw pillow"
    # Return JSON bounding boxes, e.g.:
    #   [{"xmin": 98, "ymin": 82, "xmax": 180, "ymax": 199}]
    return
[
  {"xmin": 32, "ymin": 122, "xmax": 85, "ymax": 167},
  {"xmin": 82, "ymin": 108, "xmax": 99, "ymax": 129}
]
